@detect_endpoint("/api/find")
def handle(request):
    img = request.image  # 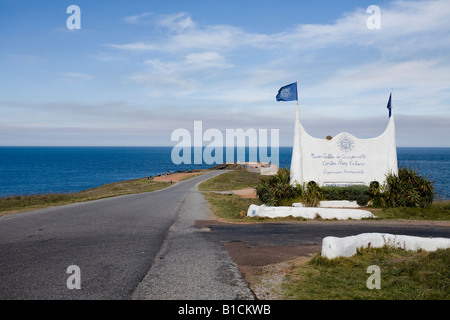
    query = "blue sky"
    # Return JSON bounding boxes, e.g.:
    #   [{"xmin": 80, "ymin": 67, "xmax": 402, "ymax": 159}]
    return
[{"xmin": 0, "ymin": 0, "xmax": 449, "ymax": 147}]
